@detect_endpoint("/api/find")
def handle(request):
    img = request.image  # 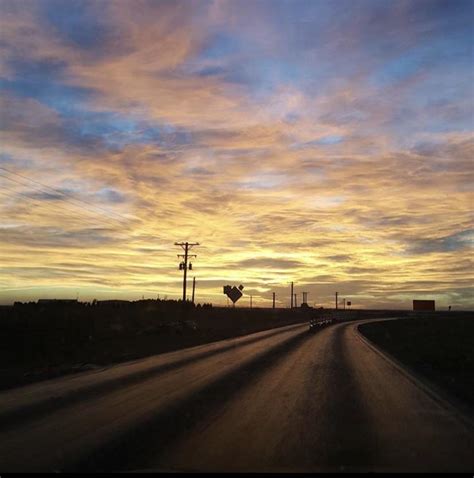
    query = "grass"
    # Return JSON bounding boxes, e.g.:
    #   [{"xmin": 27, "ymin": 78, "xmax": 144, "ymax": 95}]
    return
[
  {"xmin": 0, "ymin": 306, "xmax": 314, "ymax": 391},
  {"xmin": 358, "ymin": 316, "xmax": 474, "ymax": 412}
]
